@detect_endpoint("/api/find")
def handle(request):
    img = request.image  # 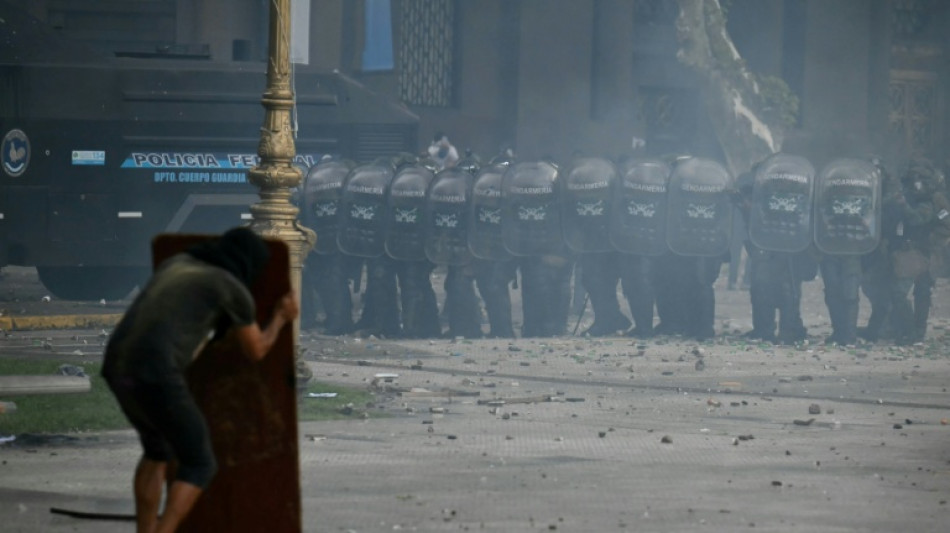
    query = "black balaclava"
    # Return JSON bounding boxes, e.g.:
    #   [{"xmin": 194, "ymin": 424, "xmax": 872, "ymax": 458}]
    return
[{"xmin": 185, "ymin": 227, "xmax": 270, "ymax": 289}]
